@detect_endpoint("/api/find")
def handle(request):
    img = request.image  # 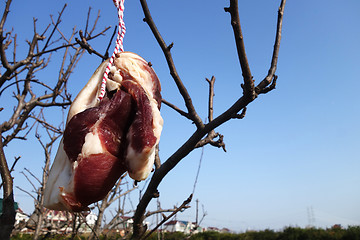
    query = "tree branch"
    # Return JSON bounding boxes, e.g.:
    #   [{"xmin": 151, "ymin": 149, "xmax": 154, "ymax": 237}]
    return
[
  {"xmin": 255, "ymin": 0, "xmax": 286, "ymax": 94},
  {"xmin": 139, "ymin": 0, "xmax": 204, "ymax": 129},
  {"xmin": 0, "ymin": 132, "xmax": 15, "ymax": 239},
  {"xmin": 0, "ymin": 0, "xmax": 12, "ymax": 71},
  {"xmin": 161, "ymin": 99, "xmax": 191, "ymax": 120},
  {"xmin": 140, "ymin": 194, "xmax": 192, "ymax": 240},
  {"xmin": 0, "ymin": 2, "xmax": 110, "ymax": 238},
  {"xmin": 224, "ymin": 0, "xmax": 255, "ymax": 99},
  {"xmin": 132, "ymin": 1, "xmax": 287, "ymax": 238}
]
